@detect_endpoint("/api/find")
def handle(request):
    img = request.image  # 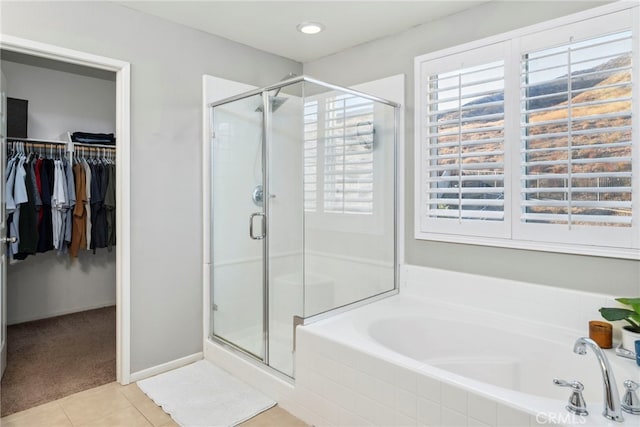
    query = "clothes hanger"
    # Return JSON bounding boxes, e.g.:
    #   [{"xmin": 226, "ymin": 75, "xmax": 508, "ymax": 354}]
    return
[{"xmin": 26, "ymin": 143, "xmax": 34, "ymax": 163}]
